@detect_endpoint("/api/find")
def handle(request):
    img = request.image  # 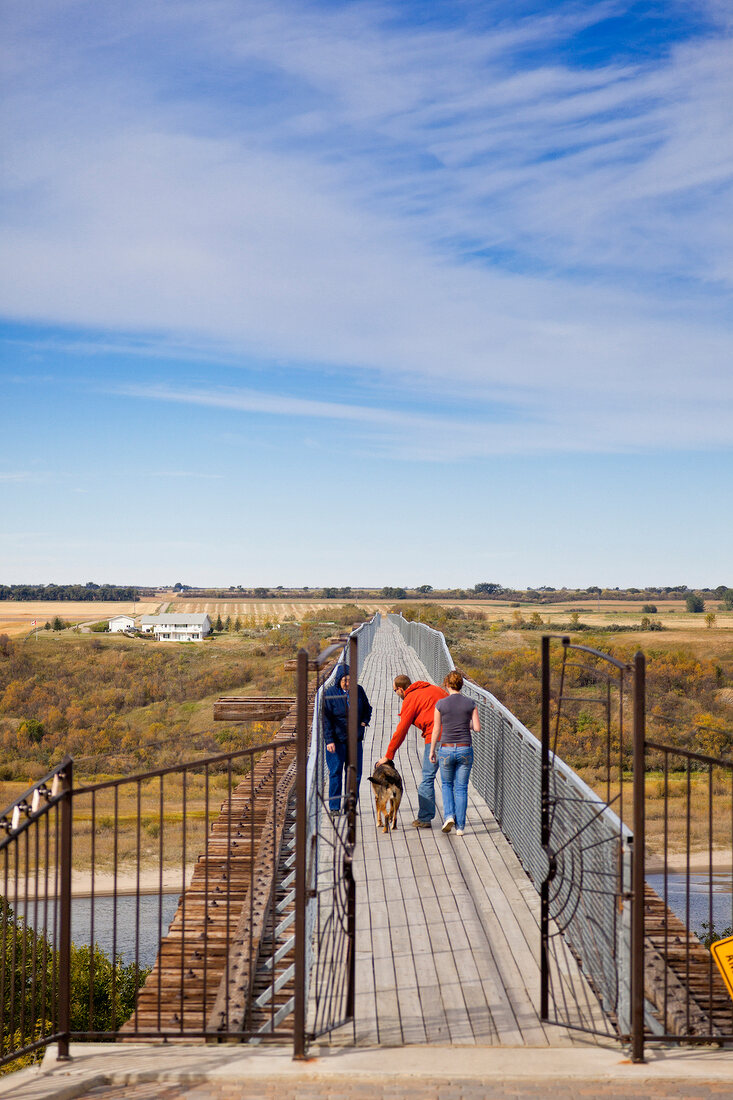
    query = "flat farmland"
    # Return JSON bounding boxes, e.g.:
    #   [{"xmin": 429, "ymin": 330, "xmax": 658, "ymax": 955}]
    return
[
  {"xmin": 434, "ymin": 598, "xmax": 733, "ymax": 632},
  {"xmin": 0, "ymin": 600, "xmax": 163, "ymax": 636},
  {"xmin": 2, "ymin": 596, "xmax": 729, "ymax": 634},
  {"xmin": 501, "ymin": 599, "xmax": 733, "ymax": 631}
]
